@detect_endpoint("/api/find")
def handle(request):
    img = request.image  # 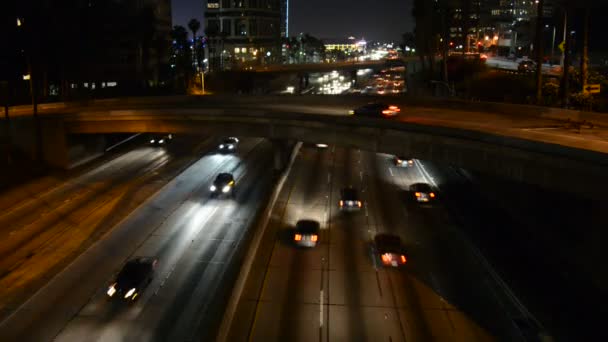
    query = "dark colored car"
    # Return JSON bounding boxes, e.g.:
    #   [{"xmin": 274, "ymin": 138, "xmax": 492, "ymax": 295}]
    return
[
  {"xmin": 218, "ymin": 137, "xmax": 239, "ymax": 152},
  {"xmin": 339, "ymin": 187, "xmax": 362, "ymax": 211},
  {"xmin": 210, "ymin": 173, "xmax": 235, "ymax": 196},
  {"xmin": 107, "ymin": 257, "xmax": 158, "ymax": 301},
  {"xmin": 410, "ymin": 183, "xmax": 436, "ymax": 203},
  {"xmin": 349, "ymin": 103, "xmax": 401, "ymax": 117},
  {"xmin": 373, "ymin": 234, "xmax": 407, "ymax": 267},
  {"xmin": 293, "ymin": 220, "xmax": 320, "ymax": 247},
  {"xmin": 149, "ymin": 134, "xmax": 173, "ymax": 146},
  {"xmin": 518, "ymin": 60, "xmax": 536, "ymax": 73}
]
